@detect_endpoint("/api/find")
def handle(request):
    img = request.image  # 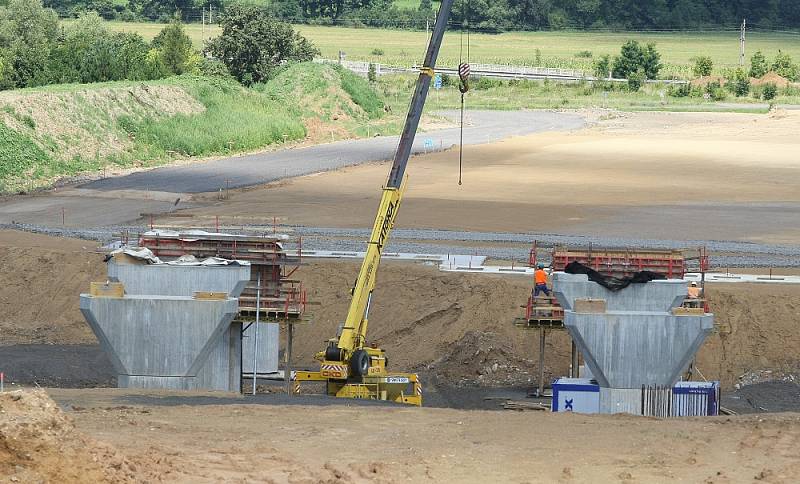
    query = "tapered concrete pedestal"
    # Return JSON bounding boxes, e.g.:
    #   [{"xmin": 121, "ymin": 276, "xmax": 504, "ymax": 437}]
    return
[
  {"xmin": 552, "ymin": 273, "xmax": 714, "ymax": 414},
  {"xmin": 80, "ymin": 294, "xmax": 240, "ymax": 391}
]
